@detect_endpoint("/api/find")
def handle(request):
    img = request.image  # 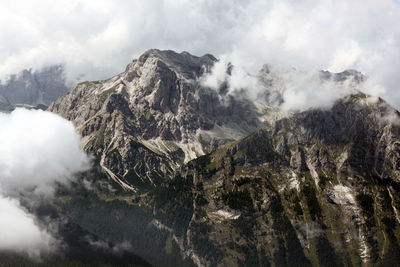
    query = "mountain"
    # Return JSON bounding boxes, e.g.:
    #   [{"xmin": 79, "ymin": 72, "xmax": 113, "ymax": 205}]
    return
[
  {"xmin": 49, "ymin": 49, "xmax": 263, "ymax": 191},
  {"xmin": 0, "ymin": 94, "xmax": 13, "ymax": 111},
  {"xmin": 44, "ymin": 50, "xmax": 400, "ymax": 266},
  {"xmin": 0, "ymin": 65, "xmax": 68, "ymax": 109}
]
